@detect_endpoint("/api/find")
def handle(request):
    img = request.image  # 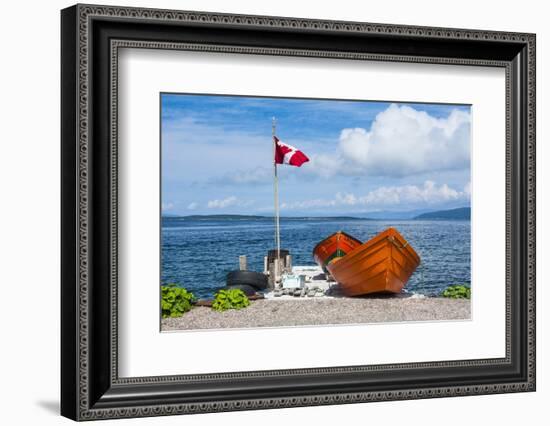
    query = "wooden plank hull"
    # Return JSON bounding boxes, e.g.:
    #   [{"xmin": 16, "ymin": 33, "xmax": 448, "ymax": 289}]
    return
[
  {"xmin": 313, "ymin": 228, "xmax": 420, "ymax": 296},
  {"xmin": 312, "ymin": 231, "xmax": 362, "ymax": 270}
]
